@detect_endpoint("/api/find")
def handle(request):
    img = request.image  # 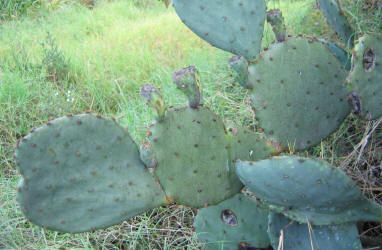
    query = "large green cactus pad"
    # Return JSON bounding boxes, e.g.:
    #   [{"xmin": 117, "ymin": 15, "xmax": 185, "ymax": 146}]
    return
[
  {"xmin": 194, "ymin": 194, "xmax": 271, "ymax": 250},
  {"xmin": 318, "ymin": 0, "xmax": 353, "ymax": 44},
  {"xmin": 248, "ymin": 37, "xmax": 350, "ymax": 150},
  {"xmin": 148, "ymin": 107, "xmax": 242, "ymax": 207},
  {"xmin": 347, "ymin": 34, "xmax": 382, "ymax": 120},
  {"xmin": 15, "ymin": 114, "xmax": 166, "ymax": 233},
  {"xmin": 173, "ymin": 0, "xmax": 266, "ymax": 62},
  {"xmin": 268, "ymin": 213, "xmax": 362, "ymax": 250},
  {"xmin": 235, "ymin": 156, "xmax": 382, "ymax": 225}
]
